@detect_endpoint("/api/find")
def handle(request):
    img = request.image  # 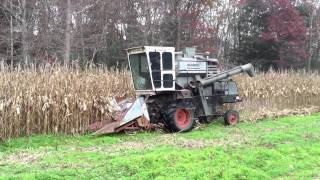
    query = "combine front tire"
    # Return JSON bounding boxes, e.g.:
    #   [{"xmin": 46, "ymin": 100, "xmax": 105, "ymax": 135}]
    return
[
  {"xmin": 164, "ymin": 104, "xmax": 195, "ymax": 132},
  {"xmin": 224, "ymin": 110, "xmax": 239, "ymax": 126}
]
